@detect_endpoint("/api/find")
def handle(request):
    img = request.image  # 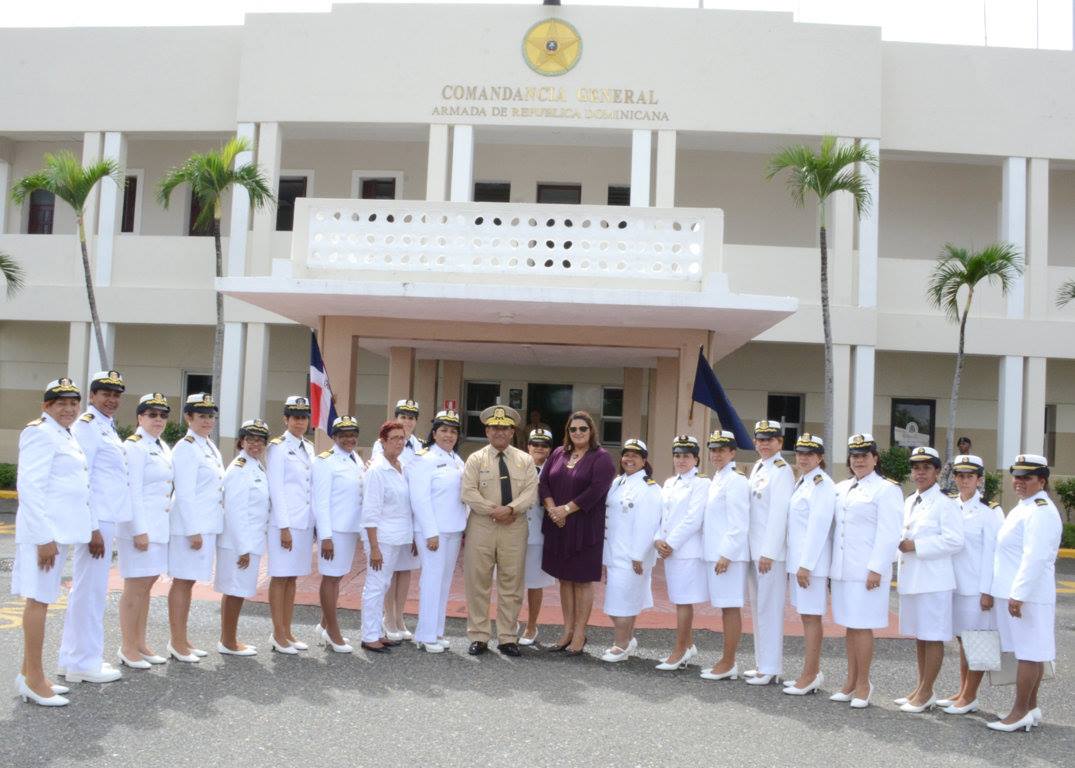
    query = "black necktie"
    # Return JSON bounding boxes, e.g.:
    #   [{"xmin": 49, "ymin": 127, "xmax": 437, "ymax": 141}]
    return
[
  {"xmin": 498, "ymin": 452, "xmax": 512, "ymax": 506},
  {"xmin": 913, "ymin": 495, "xmax": 922, "ymax": 506},
  {"xmin": 795, "ymin": 477, "xmax": 804, "ymax": 488},
  {"xmin": 849, "ymin": 481, "xmax": 858, "ymax": 492},
  {"xmin": 156, "ymin": 439, "xmax": 163, "ymax": 449},
  {"xmin": 349, "ymin": 454, "xmax": 357, "ymax": 463}
]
